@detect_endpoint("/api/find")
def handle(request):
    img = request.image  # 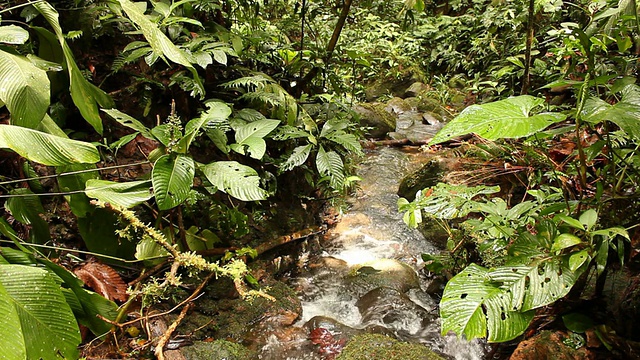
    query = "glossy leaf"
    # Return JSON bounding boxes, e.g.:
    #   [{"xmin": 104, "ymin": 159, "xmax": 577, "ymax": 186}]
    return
[
  {"xmin": 281, "ymin": 144, "xmax": 313, "ymax": 171},
  {"xmin": 0, "ymin": 125, "xmax": 99, "ymax": 165},
  {"xmin": 0, "ymin": 50, "xmax": 50, "ymax": 128},
  {"xmin": 230, "ymin": 119, "xmax": 280, "ymax": 159},
  {"xmin": 85, "ymin": 179, "xmax": 153, "ymax": 208},
  {"xmin": 176, "ymin": 101, "xmax": 231, "ymax": 152},
  {"xmin": 118, "ymin": 0, "xmax": 204, "ymax": 98},
  {"xmin": 34, "ymin": 3, "xmax": 114, "ymax": 134},
  {"xmin": 203, "ymin": 161, "xmax": 268, "ymax": 201},
  {"xmin": 5, "ymin": 188, "xmax": 49, "ymax": 244},
  {"xmin": 550, "ymin": 233, "xmax": 583, "ymax": 252},
  {"xmin": 583, "ymin": 85, "xmax": 640, "ymax": 140},
  {"xmin": 0, "ymin": 264, "xmax": 81, "ymax": 360},
  {"xmin": 316, "ymin": 145, "xmax": 345, "ymax": 189},
  {"xmin": 440, "ymin": 264, "xmax": 534, "ymax": 342},
  {"xmin": 0, "ymin": 25, "xmax": 29, "ymax": 44},
  {"xmin": 430, "ymin": 96, "xmax": 566, "ymax": 144},
  {"xmin": 101, "ymin": 109, "xmax": 154, "ymax": 139},
  {"xmin": 152, "ymin": 154, "xmax": 195, "ymax": 210}
]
